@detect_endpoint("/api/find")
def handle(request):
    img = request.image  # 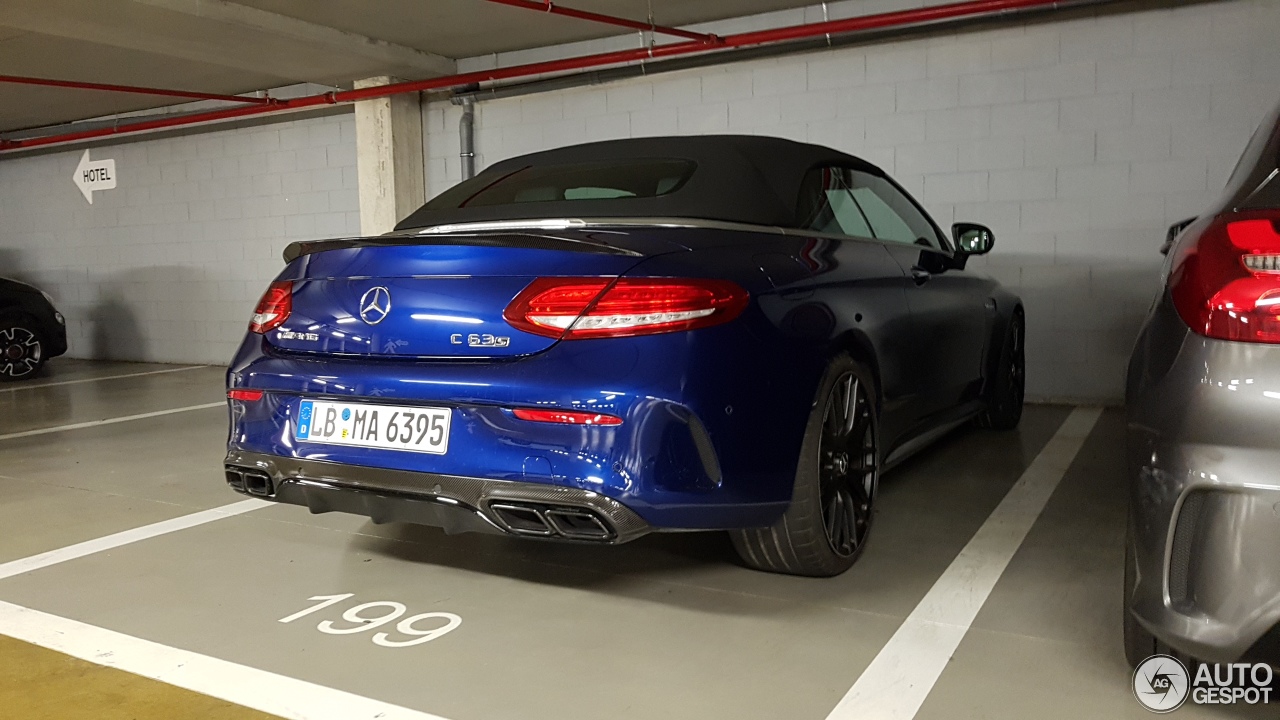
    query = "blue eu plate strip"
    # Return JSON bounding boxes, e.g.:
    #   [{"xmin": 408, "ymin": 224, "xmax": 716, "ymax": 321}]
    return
[{"xmin": 297, "ymin": 401, "xmax": 313, "ymax": 440}]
